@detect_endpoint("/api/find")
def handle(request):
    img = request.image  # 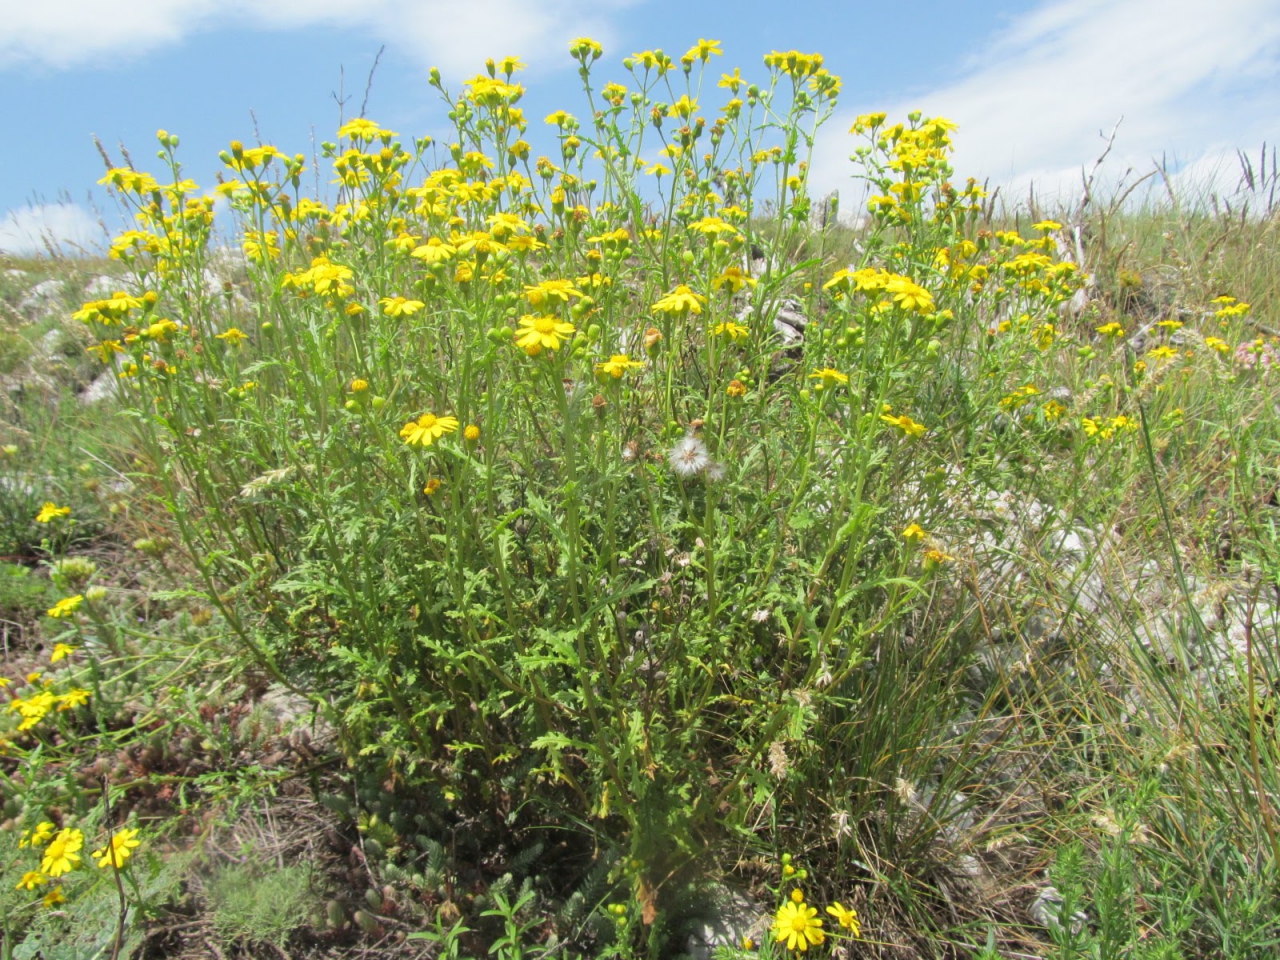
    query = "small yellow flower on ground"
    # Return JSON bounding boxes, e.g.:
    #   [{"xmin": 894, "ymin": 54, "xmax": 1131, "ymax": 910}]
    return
[
  {"xmin": 902, "ymin": 523, "xmax": 925, "ymax": 541},
  {"xmin": 47, "ymin": 596, "xmax": 84, "ymax": 619},
  {"xmin": 215, "ymin": 327, "xmax": 249, "ymax": 344},
  {"xmin": 825, "ymin": 902, "xmax": 860, "ymax": 936},
  {"xmin": 20, "ymin": 822, "xmax": 55, "ymax": 848},
  {"xmin": 50, "ymin": 643, "xmax": 76, "ymax": 663},
  {"xmin": 43, "ymin": 887, "xmax": 65, "ymax": 907},
  {"xmin": 464, "ymin": 424, "xmax": 481, "ymax": 442},
  {"xmin": 423, "ymin": 478, "xmax": 442, "ymax": 496},
  {"xmin": 773, "ymin": 891, "xmax": 825, "ymax": 952},
  {"xmin": 92, "ymin": 828, "xmax": 141, "ymax": 869},
  {"xmin": 400, "ymin": 413, "xmax": 460, "ymax": 447},
  {"xmin": 350, "ymin": 378, "xmax": 369, "ymax": 392},
  {"xmin": 41, "ymin": 828, "xmax": 84, "ymax": 877},
  {"xmin": 16, "ymin": 870, "xmax": 47, "ymax": 891},
  {"xmin": 36, "ymin": 503, "xmax": 71, "ymax": 523},
  {"xmin": 726, "ymin": 379, "xmax": 747, "ymax": 398}
]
